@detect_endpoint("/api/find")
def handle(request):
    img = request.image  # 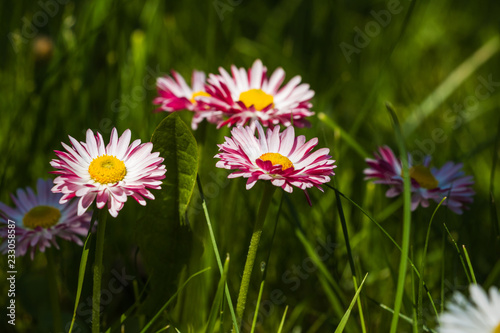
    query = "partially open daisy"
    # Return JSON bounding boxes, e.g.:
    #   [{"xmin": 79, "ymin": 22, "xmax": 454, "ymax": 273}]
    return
[
  {"xmin": 198, "ymin": 59, "xmax": 315, "ymax": 129},
  {"xmin": 153, "ymin": 70, "xmax": 223, "ymax": 129},
  {"xmin": 215, "ymin": 122, "xmax": 336, "ymax": 193},
  {"xmin": 50, "ymin": 128, "xmax": 166, "ymax": 217},
  {"xmin": 0, "ymin": 179, "xmax": 92, "ymax": 259},
  {"xmin": 438, "ymin": 284, "xmax": 500, "ymax": 333},
  {"xmin": 364, "ymin": 146, "xmax": 475, "ymax": 214}
]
